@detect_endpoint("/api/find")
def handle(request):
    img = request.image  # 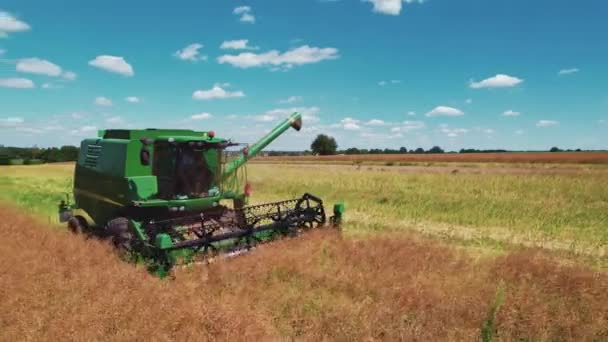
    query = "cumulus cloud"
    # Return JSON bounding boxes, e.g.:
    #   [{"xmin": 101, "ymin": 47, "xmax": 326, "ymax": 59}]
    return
[
  {"xmin": 378, "ymin": 79, "xmax": 401, "ymax": 86},
  {"xmin": 105, "ymin": 116, "xmax": 124, "ymax": 125},
  {"xmin": 502, "ymin": 110, "xmax": 520, "ymax": 117},
  {"xmin": 174, "ymin": 43, "xmax": 207, "ymax": 62},
  {"xmin": 125, "ymin": 96, "xmax": 140, "ymax": 103},
  {"xmin": 94, "ymin": 96, "xmax": 113, "ymax": 106},
  {"xmin": 217, "ymin": 45, "xmax": 339, "ymax": 70},
  {"xmin": 16, "ymin": 58, "xmax": 61, "ymax": 76},
  {"xmin": 337, "ymin": 117, "xmax": 361, "ymax": 131},
  {"xmin": 61, "ymin": 71, "xmax": 77, "ymax": 80},
  {"xmin": 365, "ymin": 119, "xmax": 386, "ymax": 126},
  {"xmin": 278, "ymin": 96, "xmax": 302, "ymax": 104},
  {"xmin": 364, "ymin": 0, "xmax": 425, "ymax": 15},
  {"xmin": 391, "ymin": 120, "xmax": 426, "ymax": 132},
  {"xmin": 0, "ymin": 11, "xmax": 31, "ymax": 34},
  {"xmin": 71, "ymin": 125, "xmax": 97, "ymax": 136},
  {"xmin": 254, "ymin": 107, "xmax": 320, "ymax": 124},
  {"xmin": 220, "ymin": 39, "xmax": 258, "ymax": 50},
  {"xmin": 192, "ymin": 84, "xmax": 245, "ymax": 100},
  {"xmin": 15, "ymin": 58, "xmax": 77, "ymax": 80},
  {"xmin": 425, "ymin": 106, "xmax": 464, "ymax": 117},
  {"xmin": 470, "ymin": 74, "xmax": 523, "ymax": 89},
  {"xmin": 233, "ymin": 6, "xmax": 255, "ymax": 23},
  {"xmin": 536, "ymin": 120, "xmax": 559, "ymax": 127},
  {"xmin": 0, "ymin": 77, "xmax": 34, "ymax": 88},
  {"xmin": 440, "ymin": 126, "xmax": 469, "ymax": 138},
  {"xmin": 559, "ymin": 68, "xmax": 579, "ymax": 75},
  {"xmin": 190, "ymin": 113, "xmax": 213, "ymax": 120},
  {"xmin": 88, "ymin": 55, "xmax": 134, "ymax": 76}
]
